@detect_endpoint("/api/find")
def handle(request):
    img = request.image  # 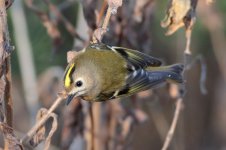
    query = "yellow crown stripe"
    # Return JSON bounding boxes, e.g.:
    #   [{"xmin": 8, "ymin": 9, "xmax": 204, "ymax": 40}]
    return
[{"xmin": 64, "ymin": 63, "xmax": 75, "ymax": 88}]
